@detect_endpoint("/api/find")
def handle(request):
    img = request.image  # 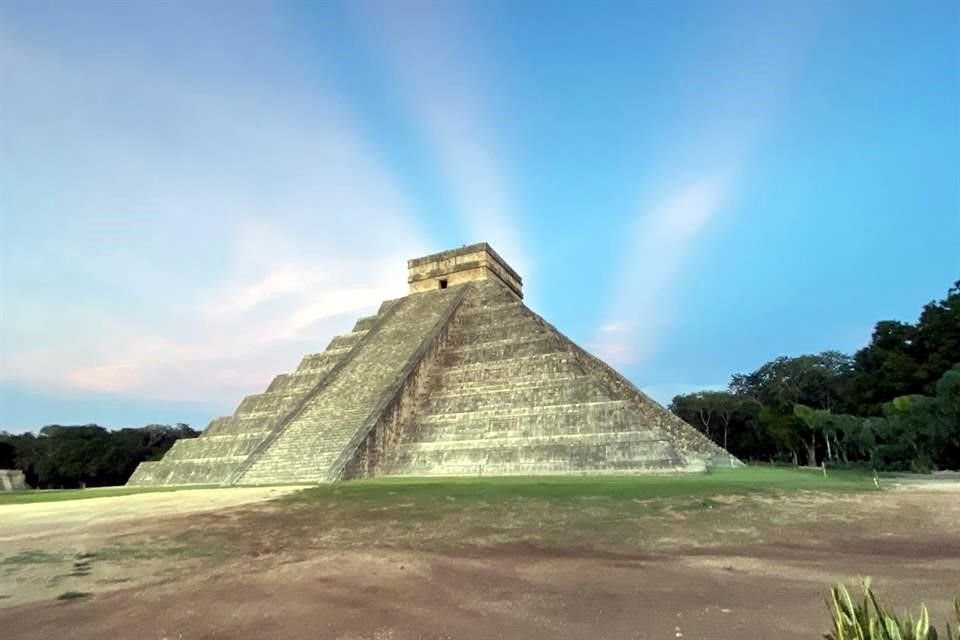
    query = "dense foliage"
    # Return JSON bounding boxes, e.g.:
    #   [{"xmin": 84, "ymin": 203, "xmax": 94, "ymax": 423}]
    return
[
  {"xmin": 0, "ymin": 424, "xmax": 198, "ymax": 488},
  {"xmin": 671, "ymin": 281, "xmax": 960, "ymax": 471}
]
